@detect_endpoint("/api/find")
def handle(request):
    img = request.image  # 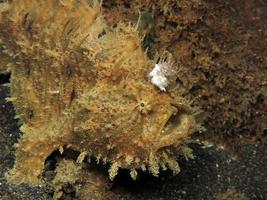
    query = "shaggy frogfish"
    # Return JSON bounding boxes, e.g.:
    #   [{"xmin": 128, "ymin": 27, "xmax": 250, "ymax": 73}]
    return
[{"xmin": 0, "ymin": 0, "xmax": 196, "ymax": 185}]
